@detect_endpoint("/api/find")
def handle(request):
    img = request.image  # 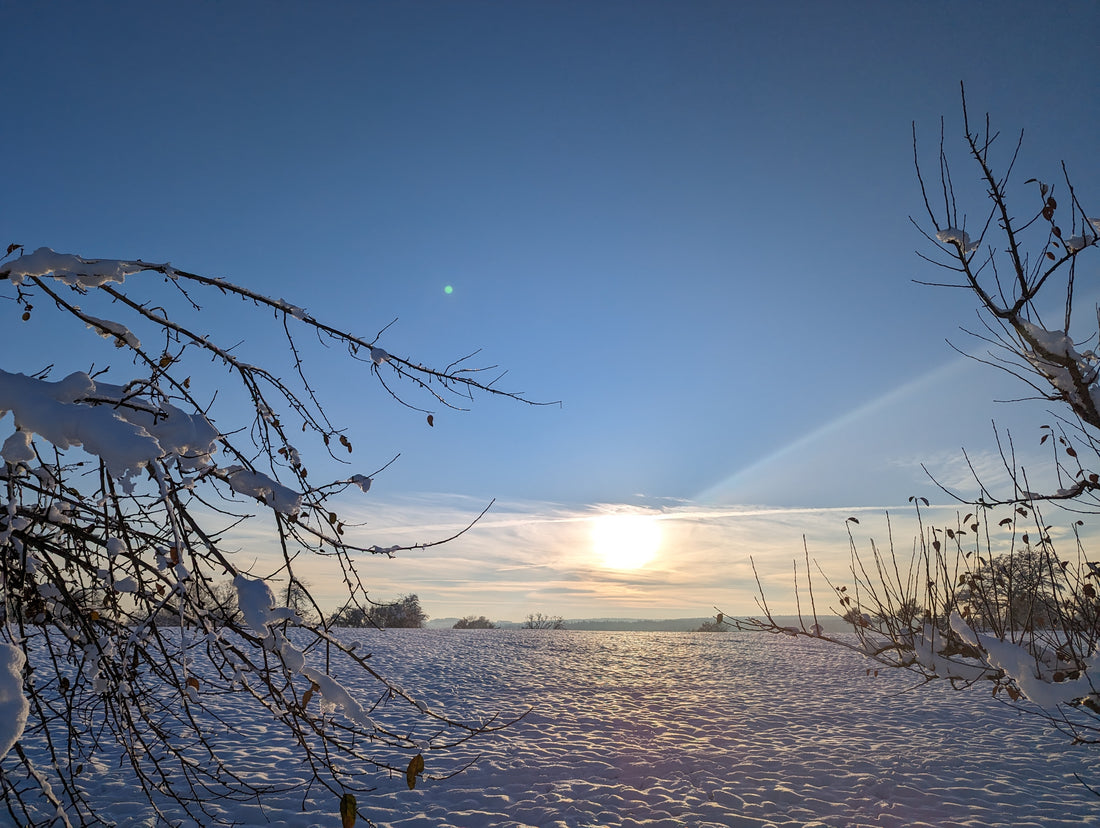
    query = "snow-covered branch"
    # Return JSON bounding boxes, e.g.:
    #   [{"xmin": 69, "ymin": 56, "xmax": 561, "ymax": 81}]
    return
[{"xmin": 0, "ymin": 245, "xmax": 530, "ymax": 825}]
